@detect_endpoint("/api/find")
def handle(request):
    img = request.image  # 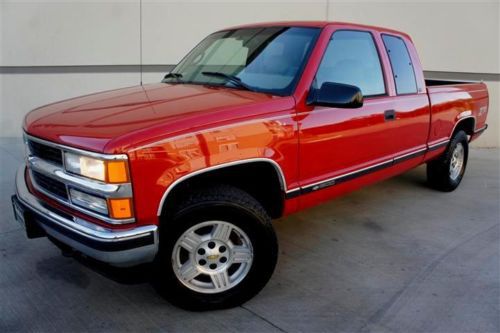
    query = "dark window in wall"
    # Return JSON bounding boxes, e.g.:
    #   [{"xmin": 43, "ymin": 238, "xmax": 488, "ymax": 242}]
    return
[
  {"xmin": 382, "ymin": 35, "xmax": 418, "ymax": 94},
  {"xmin": 315, "ymin": 30, "xmax": 386, "ymax": 97}
]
